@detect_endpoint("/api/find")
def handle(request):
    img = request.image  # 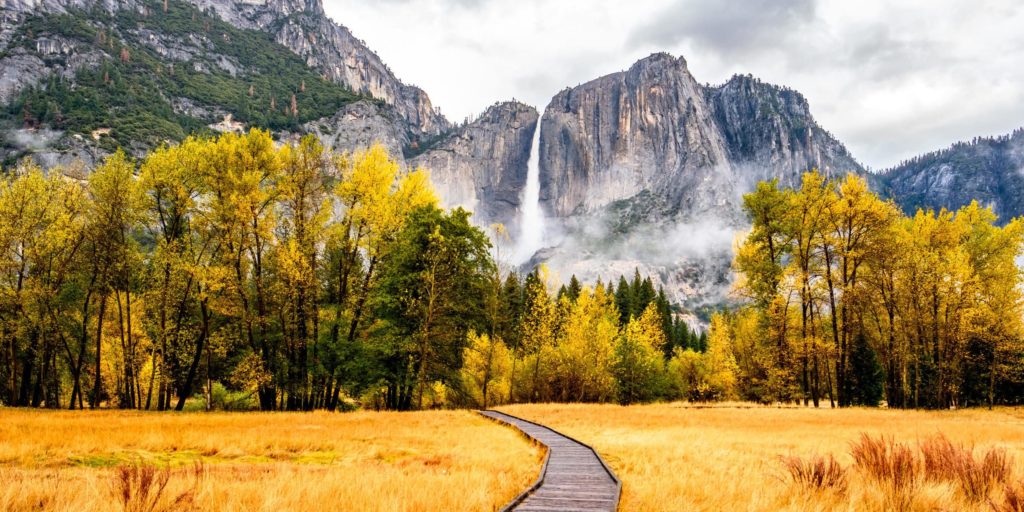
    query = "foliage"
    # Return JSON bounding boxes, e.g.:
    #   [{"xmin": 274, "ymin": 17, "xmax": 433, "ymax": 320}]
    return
[{"xmin": 734, "ymin": 171, "xmax": 1024, "ymax": 408}]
